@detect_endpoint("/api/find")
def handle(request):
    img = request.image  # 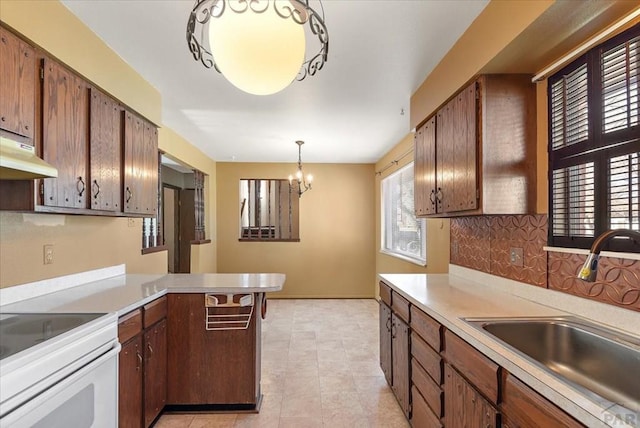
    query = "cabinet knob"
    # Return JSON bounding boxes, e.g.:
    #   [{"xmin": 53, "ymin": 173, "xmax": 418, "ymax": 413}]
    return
[{"xmin": 1, "ymin": 117, "xmax": 5, "ymax": 122}]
